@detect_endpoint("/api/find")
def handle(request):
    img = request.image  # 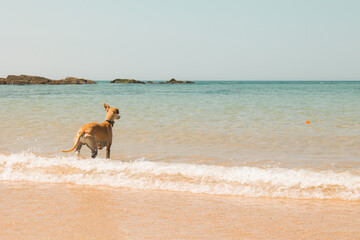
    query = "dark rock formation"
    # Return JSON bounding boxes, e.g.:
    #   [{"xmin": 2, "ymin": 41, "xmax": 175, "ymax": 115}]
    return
[
  {"xmin": 165, "ymin": 78, "xmax": 194, "ymax": 84},
  {"xmin": 0, "ymin": 75, "xmax": 96, "ymax": 85},
  {"xmin": 109, "ymin": 78, "xmax": 194, "ymax": 84},
  {"xmin": 54, "ymin": 77, "xmax": 96, "ymax": 85},
  {"xmin": 110, "ymin": 79, "xmax": 145, "ymax": 84}
]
